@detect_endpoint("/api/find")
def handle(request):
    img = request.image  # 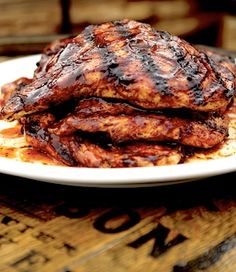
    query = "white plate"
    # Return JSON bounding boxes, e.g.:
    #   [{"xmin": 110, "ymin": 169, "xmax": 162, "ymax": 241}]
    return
[{"xmin": 0, "ymin": 55, "xmax": 236, "ymax": 188}]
